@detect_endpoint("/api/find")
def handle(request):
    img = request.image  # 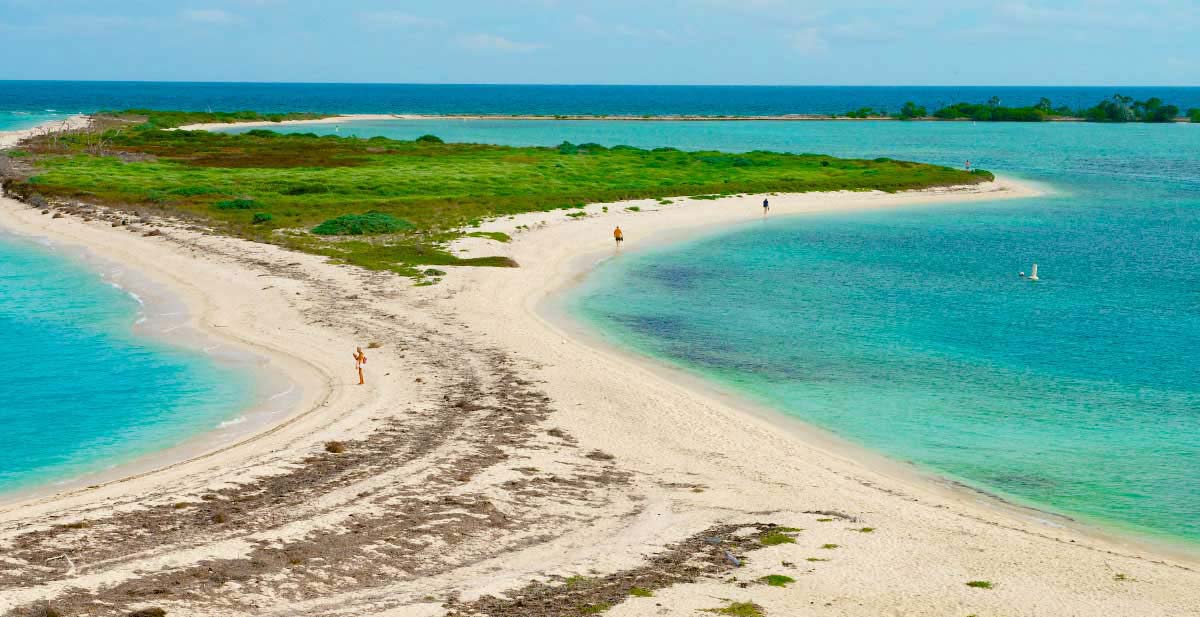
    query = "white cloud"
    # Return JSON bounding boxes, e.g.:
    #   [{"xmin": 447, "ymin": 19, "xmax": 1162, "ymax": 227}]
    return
[
  {"xmin": 183, "ymin": 9, "xmax": 234, "ymax": 24},
  {"xmin": 457, "ymin": 33, "xmax": 544, "ymax": 53},
  {"xmin": 790, "ymin": 27, "xmax": 828, "ymax": 55}
]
